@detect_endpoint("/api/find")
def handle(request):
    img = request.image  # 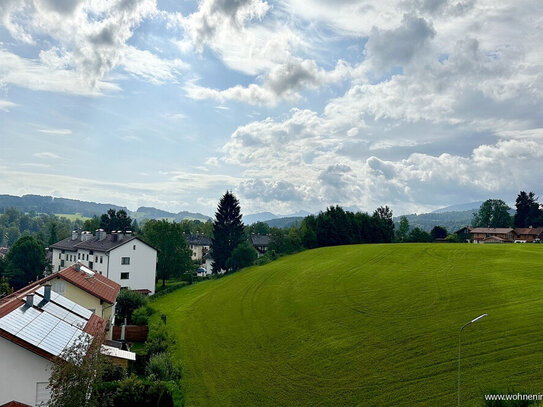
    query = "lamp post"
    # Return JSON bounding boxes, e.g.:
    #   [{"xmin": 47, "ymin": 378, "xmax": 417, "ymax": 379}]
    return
[{"xmin": 458, "ymin": 313, "xmax": 487, "ymax": 407}]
